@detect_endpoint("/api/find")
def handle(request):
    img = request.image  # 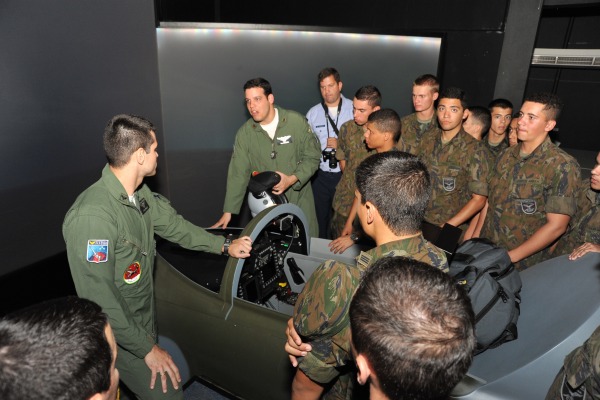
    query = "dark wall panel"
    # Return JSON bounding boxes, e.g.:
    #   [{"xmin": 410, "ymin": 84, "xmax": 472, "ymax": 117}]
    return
[
  {"xmin": 156, "ymin": 0, "xmax": 509, "ymax": 105},
  {"xmin": 0, "ymin": 0, "xmax": 164, "ymax": 277}
]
